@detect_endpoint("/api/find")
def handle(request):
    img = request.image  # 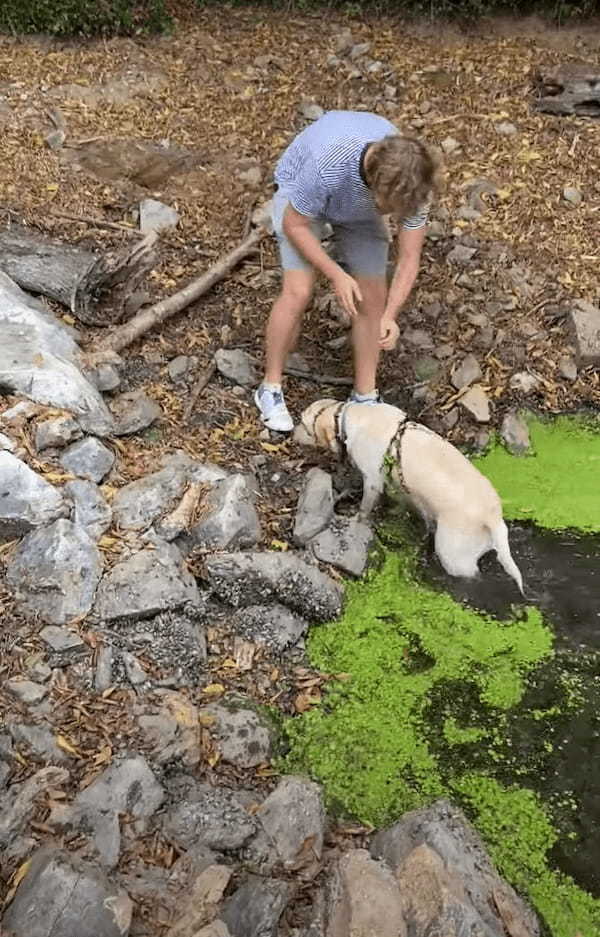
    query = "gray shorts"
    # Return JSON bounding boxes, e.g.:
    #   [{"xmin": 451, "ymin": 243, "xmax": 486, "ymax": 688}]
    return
[{"xmin": 271, "ymin": 188, "xmax": 389, "ymax": 277}]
